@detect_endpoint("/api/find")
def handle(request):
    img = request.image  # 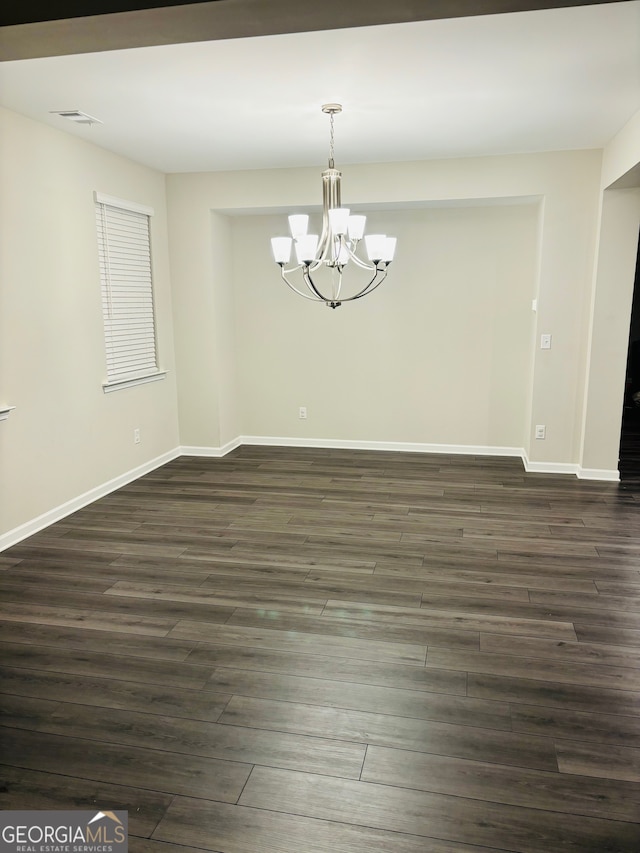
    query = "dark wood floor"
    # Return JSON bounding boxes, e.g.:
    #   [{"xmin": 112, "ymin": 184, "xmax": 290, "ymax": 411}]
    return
[{"xmin": 2, "ymin": 446, "xmax": 640, "ymax": 852}]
